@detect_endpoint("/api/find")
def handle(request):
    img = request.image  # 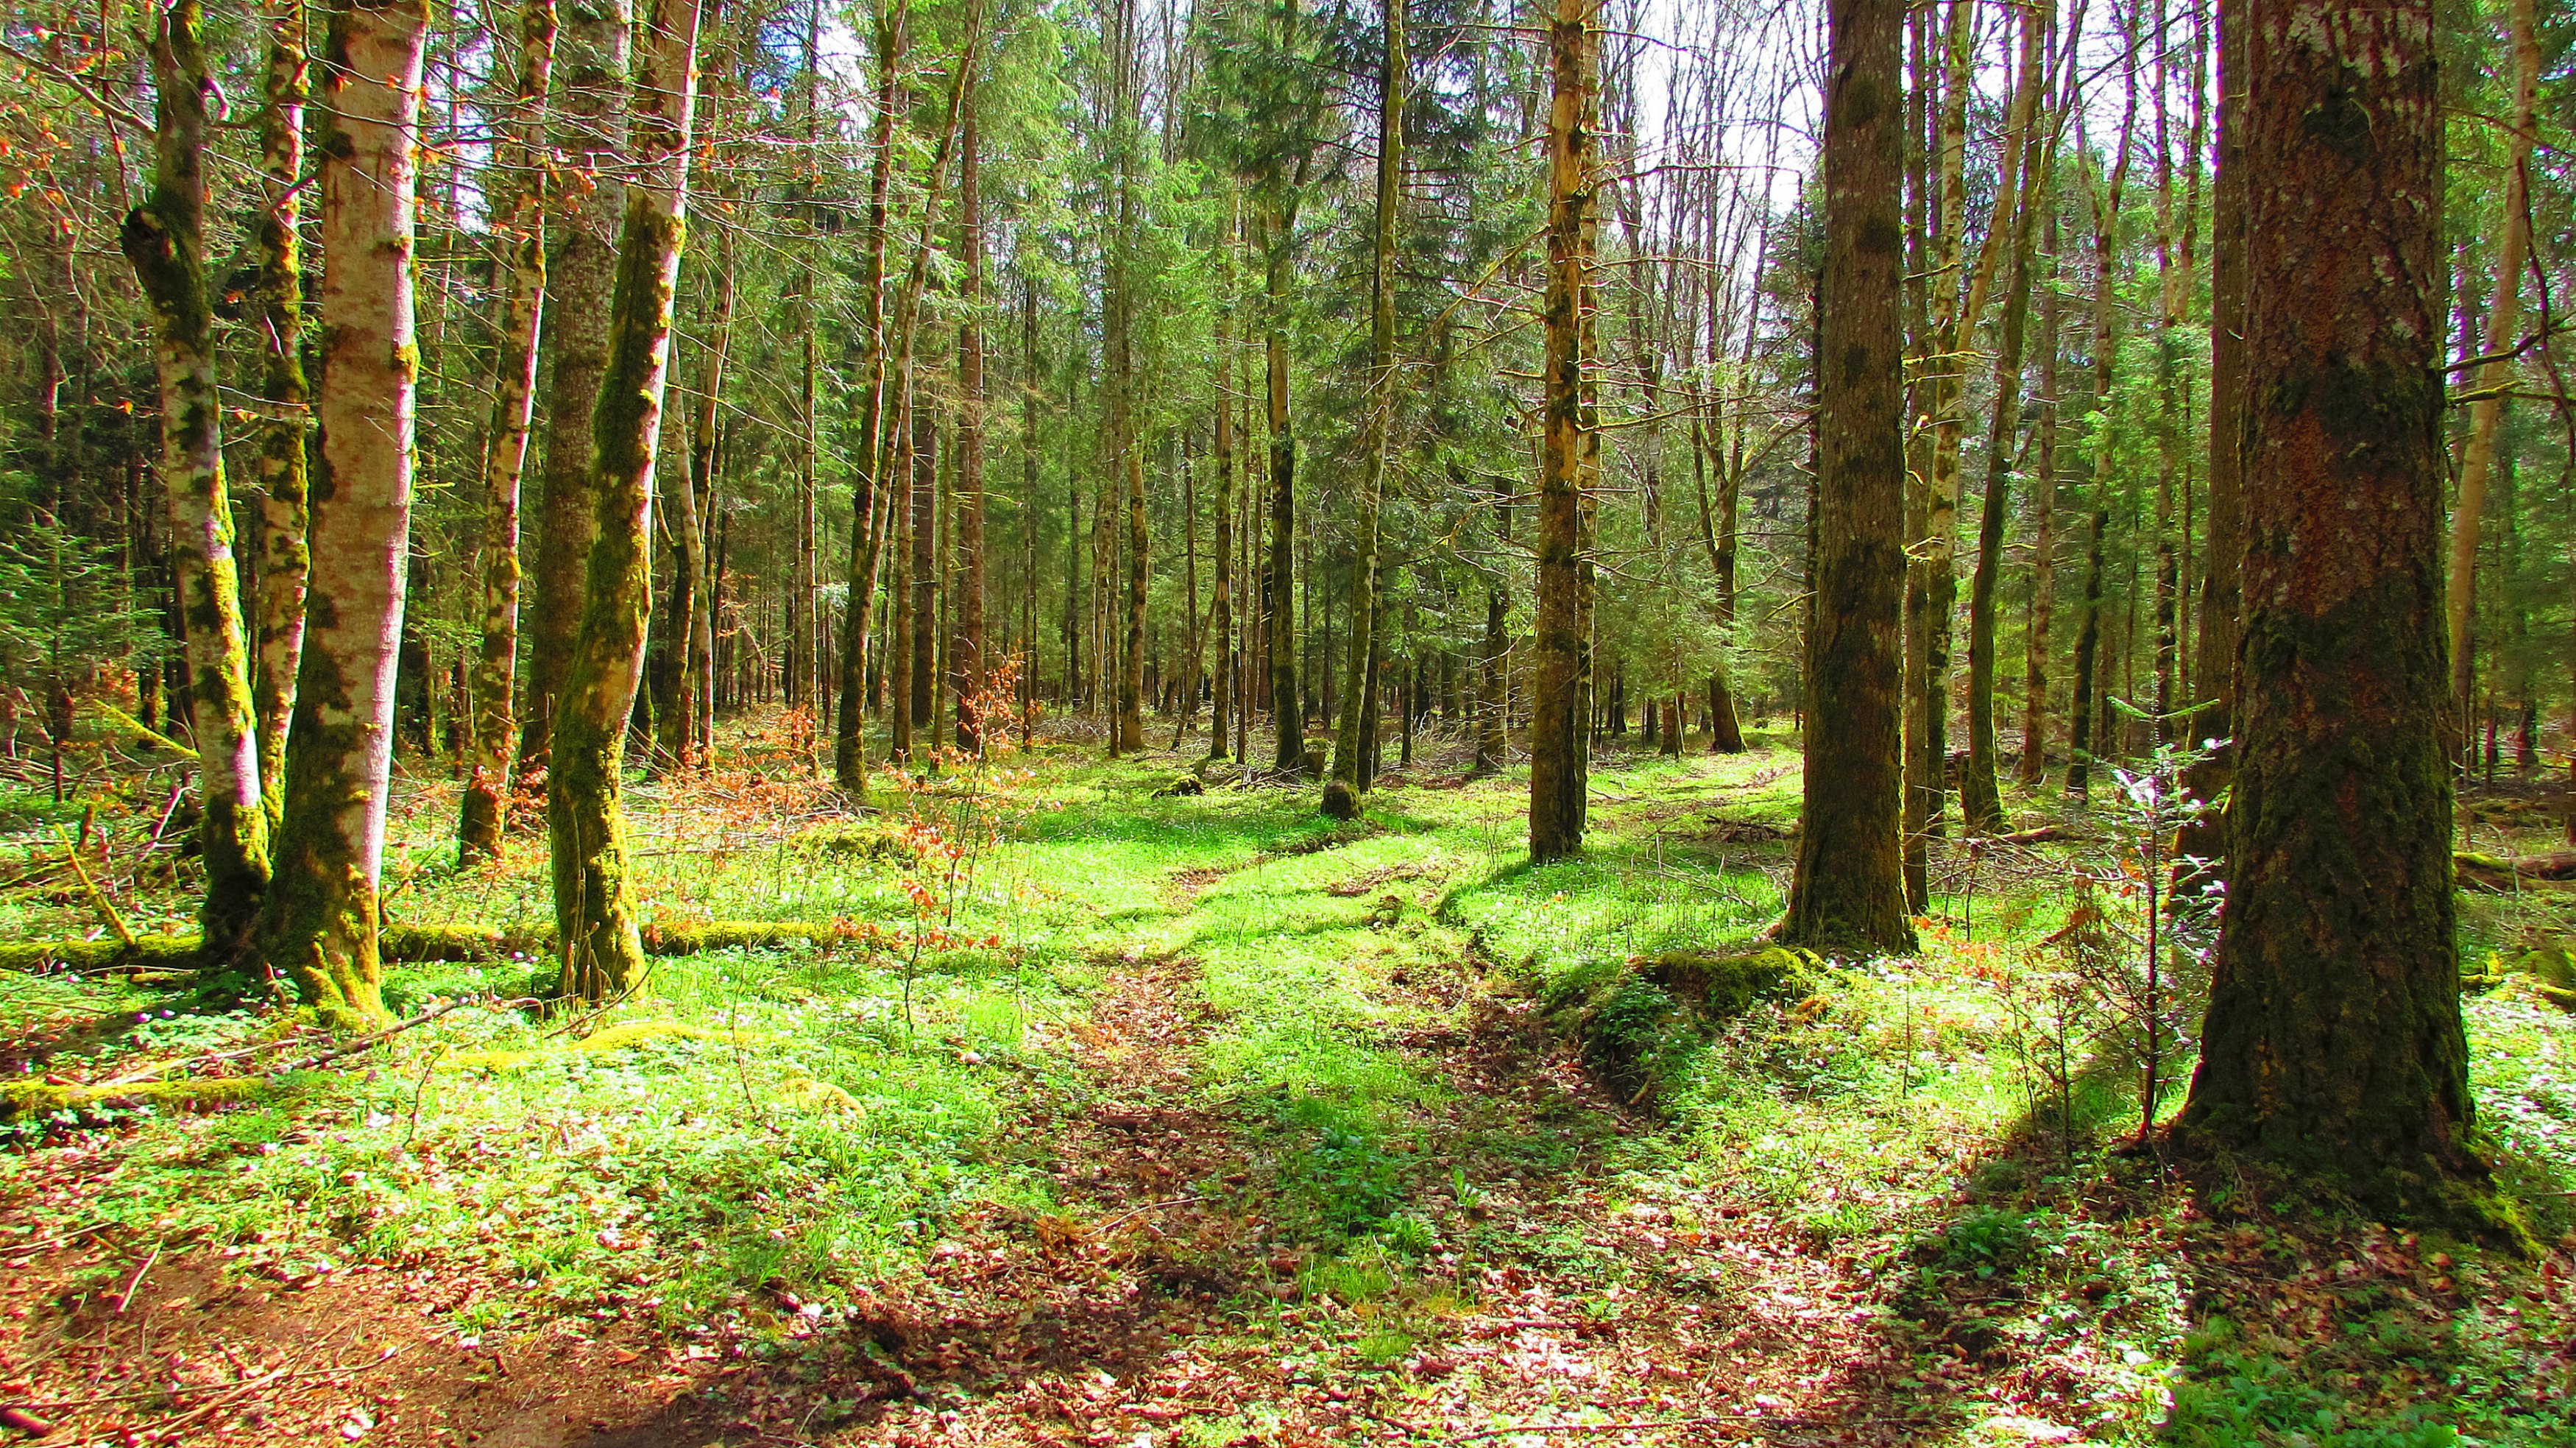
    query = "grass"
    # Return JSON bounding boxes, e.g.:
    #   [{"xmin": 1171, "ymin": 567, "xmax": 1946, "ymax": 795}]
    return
[{"xmin": 4, "ymin": 716, "xmax": 2575, "ymax": 1443}]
